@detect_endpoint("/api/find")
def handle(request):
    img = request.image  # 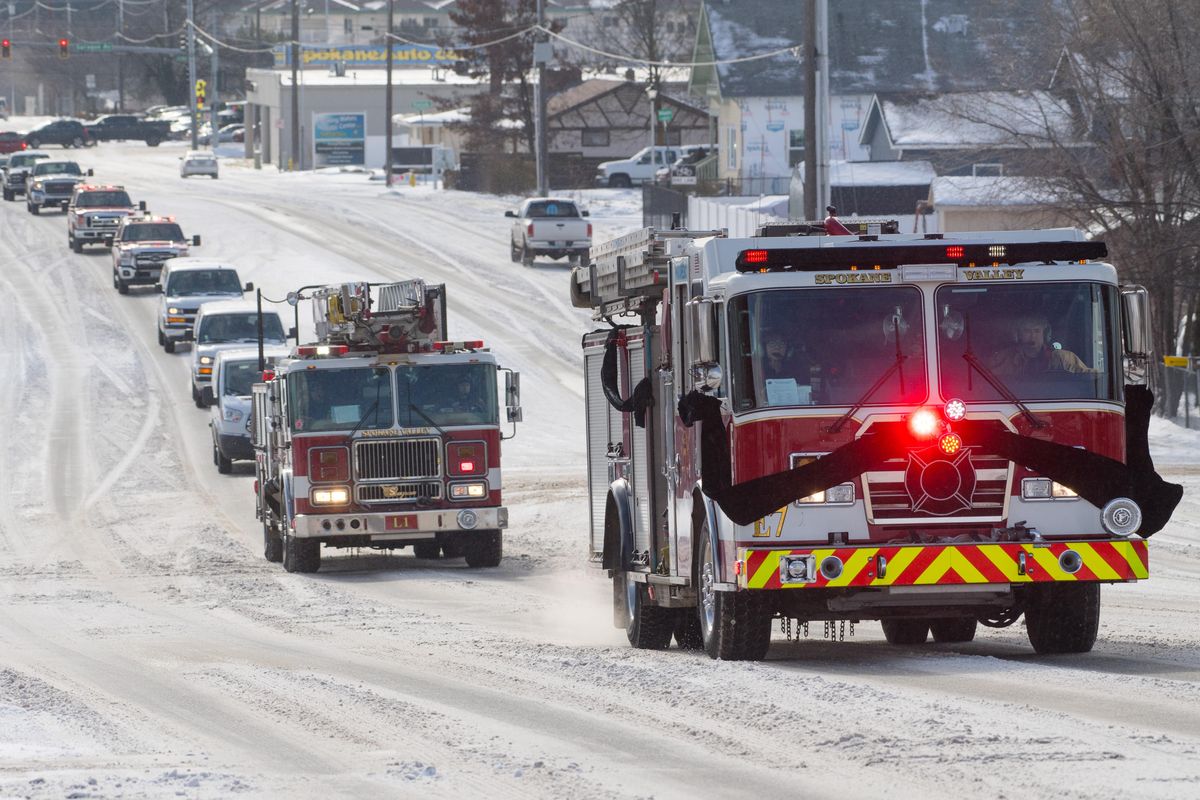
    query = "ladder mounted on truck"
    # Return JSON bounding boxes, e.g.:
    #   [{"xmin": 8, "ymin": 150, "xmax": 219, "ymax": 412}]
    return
[
  {"xmin": 571, "ymin": 226, "xmax": 725, "ymax": 318},
  {"xmin": 754, "ymin": 218, "xmax": 901, "ymax": 237},
  {"xmin": 310, "ymin": 279, "xmax": 447, "ymax": 351}
]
